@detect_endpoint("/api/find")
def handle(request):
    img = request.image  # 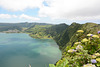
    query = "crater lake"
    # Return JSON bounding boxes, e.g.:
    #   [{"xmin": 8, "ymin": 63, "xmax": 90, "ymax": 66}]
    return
[{"xmin": 0, "ymin": 33, "xmax": 62, "ymax": 67}]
